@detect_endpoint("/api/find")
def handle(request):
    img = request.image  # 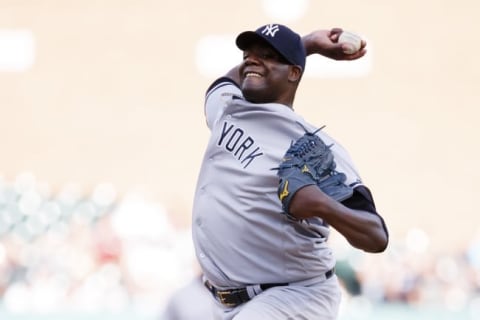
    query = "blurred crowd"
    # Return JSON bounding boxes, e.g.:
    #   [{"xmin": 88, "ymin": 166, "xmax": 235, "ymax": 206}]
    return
[
  {"xmin": 0, "ymin": 172, "xmax": 479, "ymax": 318},
  {"xmin": 331, "ymin": 232, "xmax": 480, "ymax": 318},
  {"xmin": 0, "ymin": 172, "xmax": 195, "ymax": 316}
]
